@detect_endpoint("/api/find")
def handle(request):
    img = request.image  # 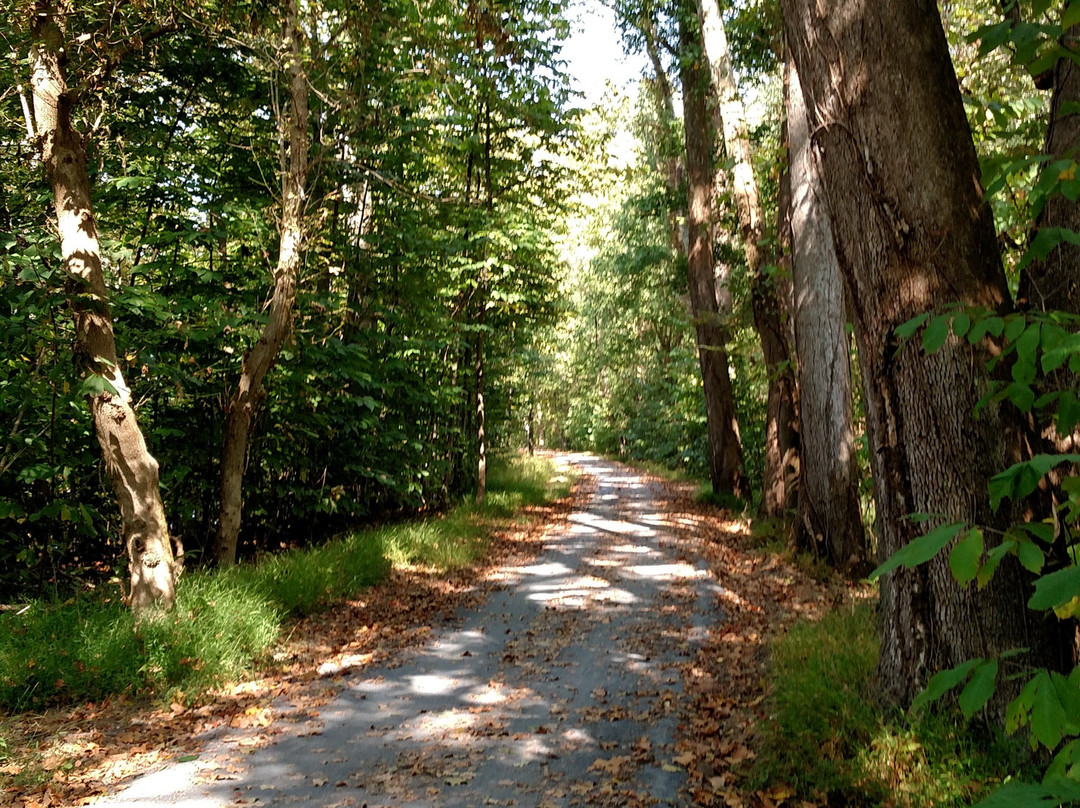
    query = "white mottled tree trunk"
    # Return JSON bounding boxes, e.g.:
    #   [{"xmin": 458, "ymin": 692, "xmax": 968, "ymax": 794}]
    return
[{"xmin": 30, "ymin": 6, "xmax": 179, "ymax": 611}]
